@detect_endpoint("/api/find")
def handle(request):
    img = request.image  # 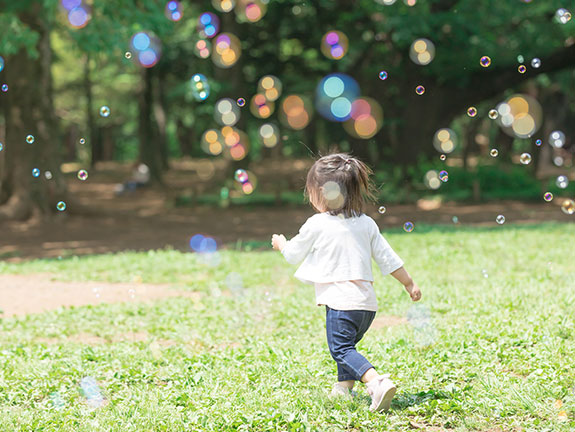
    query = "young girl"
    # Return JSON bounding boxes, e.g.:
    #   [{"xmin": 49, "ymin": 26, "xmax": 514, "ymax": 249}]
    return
[{"xmin": 271, "ymin": 153, "xmax": 421, "ymax": 413}]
